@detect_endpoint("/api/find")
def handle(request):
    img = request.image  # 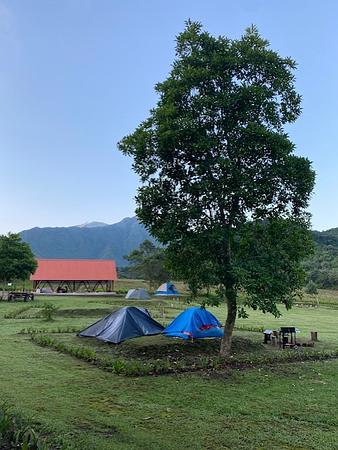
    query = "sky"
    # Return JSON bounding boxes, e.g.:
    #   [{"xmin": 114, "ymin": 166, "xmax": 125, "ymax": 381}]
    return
[{"xmin": 1, "ymin": 0, "xmax": 337, "ymax": 233}]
